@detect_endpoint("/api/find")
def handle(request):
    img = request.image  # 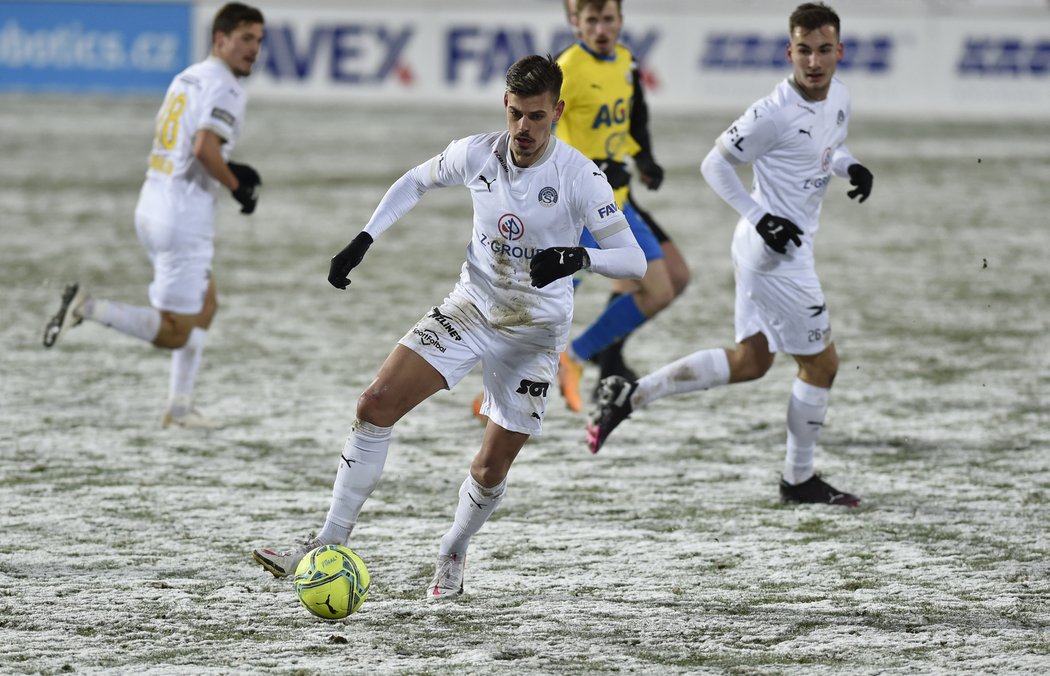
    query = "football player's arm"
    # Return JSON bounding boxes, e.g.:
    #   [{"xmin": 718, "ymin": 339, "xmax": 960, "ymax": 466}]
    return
[
  {"xmin": 193, "ymin": 129, "xmax": 238, "ymax": 190},
  {"xmin": 701, "ymin": 144, "xmax": 803, "ymax": 254},
  {"xmin": 629, "ymin": 65, "xmax": 662, "ymax": 190},
  {"xmin": 831, "ymin": 144, "xmax": 873, "ymax": 203},
  {"xmin": 360, "ymin": 163, "xmax": 430, "ymax": 241},
  {"xmin": 331, "ymin": 141, "xmax": 470, "ymax": 289},
  {"xmin": 329, "ymin": 156, "xmax": 434, "ymax": 289},
  {"xmin": 700, "ymin": 144, "xmax": 766, "ymax": 226},
  {"xmin": 628, "ymin": 66, "xmax": 653, "ymax": 154},
  {"xmin": 830, "ymin": 144, "xmax": 858, "ymax": 177},
  {"xmin": 529, "ymin": 219, "xmax": 643, "ymax": 288},
  {"xmin": 586, "ymin": 220, "xmax": 646, "ymax": 279}
]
